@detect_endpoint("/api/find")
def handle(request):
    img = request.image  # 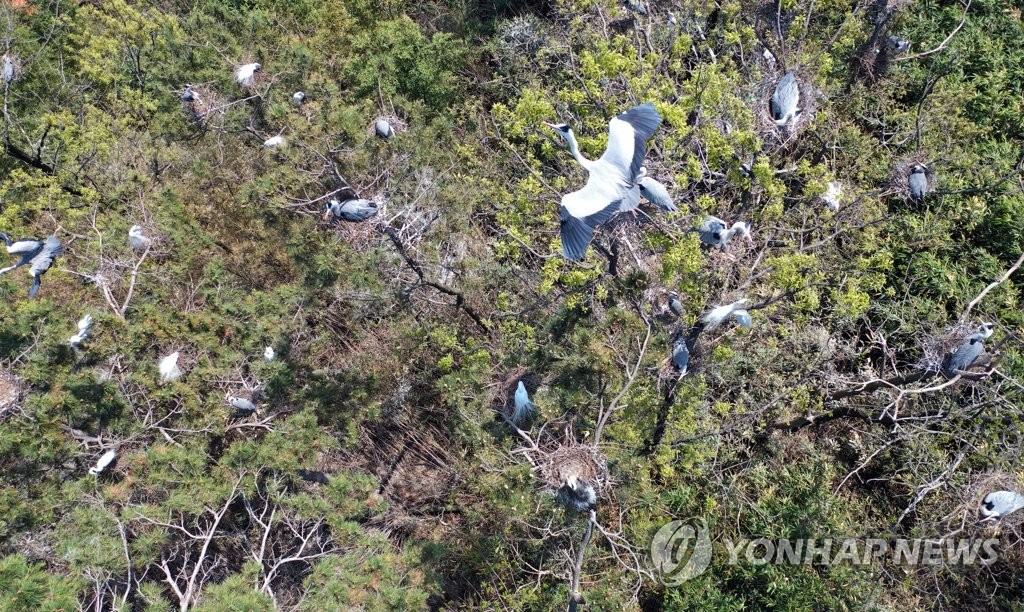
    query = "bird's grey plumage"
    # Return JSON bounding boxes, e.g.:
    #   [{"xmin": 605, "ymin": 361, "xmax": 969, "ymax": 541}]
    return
[
  {"xmin": 292, "ymin": 91, "xmax": 305, "ymax": 106},
  {"xmin": 89, "ymin": 449, "xmax": 117, "ymax": 476},
  {"xmin": 549, "ymin": 103, "xmax": 661, "ymax": 259},
  {"xmin": 770, "ymin": 71, "xmax": 801, "ymax": 126},
  {"xmin": 557, "ymin": 474, "xmax": 597, "ymax": 512},
  {"xmin": 671, "ymin": 334, "xmax": 689, "ymax": 375},
  {"xmin": 27, "ymin": 236, "xmax": 62, "ymax": 298},
  {"xmin": 296, "ymin": 469, "xmax": 331, "ymax": 485},
  {"xmin": 128, "ymin": 225, "xmax": 151, "ymax": 251},
  {"xmin": 886, "ymin": 36, "xmax": 911, "ymax": 54},
  {"xmin": 181, "ymin": 84, "xmax": 196, "ymax": 102},
  {"xmin": 695, "ymin": 217, "xmax": 751, "ymax": 249},
  {"xmin": 668, "ymin": 293, "xmax": 684, "ymax": 317},
  {"xmin": 512, "ymin": 381, "xmax": 536, "ymax": 425},
  {"xmin": 3, "ymin": 56, "xmax": 14, "ymax": 85},
  {"xmin": 227, "ymin": 395, "xmax": 257, "ymax": 412},
  {"xmin": 909, "ymin": 165, "xmax": 928, "ymax": 200},
  {"xmin": 733, "ymin": 310, "xmax": 752, "ymax": 328},
  {"xmin": 326, "ymin": 198, "xmax": 378, "ymax": 223},
  {"xmin": 980, "ymin": 490, "xmax": 1024, "ymax": 520},
  {"xmin": 638, "ymin": 176, "xmax": 676, "ymax": 212},
  {"xmin": 0, "ymin": 233, "xmax": 42, "ymax": 275},
  {"xmin": 622, "ymin": 0, "xmax": 647, "ymax": 15},
  {"xmin": 943, "ymin": 333, "xmax": 986, "ymax": 377},
  {"xmin": 375, "ymin": 118, "xmax": 395, "ymax": 140}
]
